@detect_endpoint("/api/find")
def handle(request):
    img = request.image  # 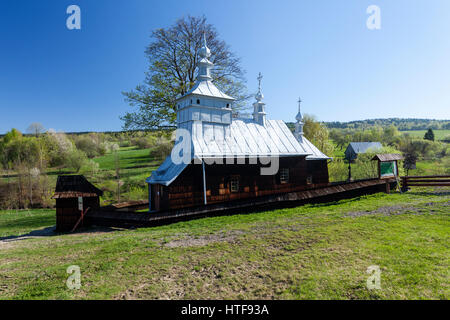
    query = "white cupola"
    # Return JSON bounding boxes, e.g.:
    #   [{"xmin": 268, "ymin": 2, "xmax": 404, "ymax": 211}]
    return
[
  {"xmin": 294, "ymin": 97, "xmax": 304, "ymax": 142},
  {"xmin": 252, "ymin": 72, "xmax": 267, "ymax": 126},
  {"xmin": 175, "ymin": 33, "xmax": 235, "ymax": 140}
]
